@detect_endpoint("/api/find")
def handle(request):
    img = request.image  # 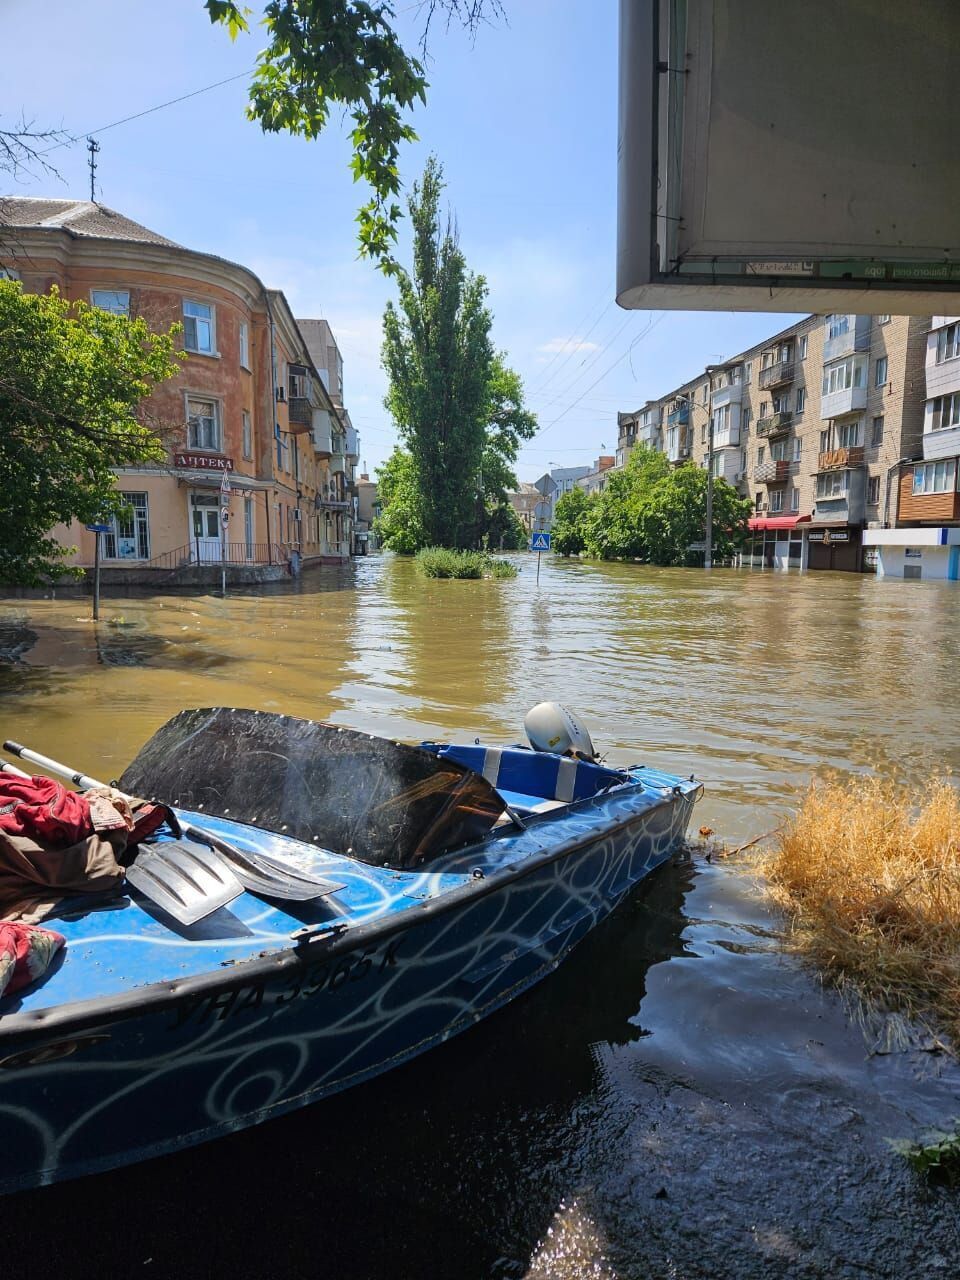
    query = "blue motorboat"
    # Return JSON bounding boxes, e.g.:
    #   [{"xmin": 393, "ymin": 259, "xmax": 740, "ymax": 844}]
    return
[{"xmin": 0, "ymin": 707, "xmax": 700, "ymax": 1193}]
